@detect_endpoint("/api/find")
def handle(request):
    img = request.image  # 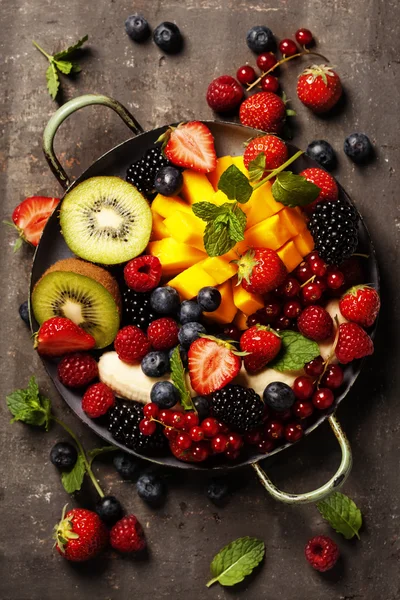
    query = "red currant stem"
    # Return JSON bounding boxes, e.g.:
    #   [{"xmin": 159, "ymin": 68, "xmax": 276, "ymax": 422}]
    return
[
  {"xmin": 316, "ymin": 316, "xmax": 341, "ymax": 387},
  {"xmin": 88, "ymin": 446, "xmax": 118, "ymax": 469},
  {"xmin": 252, "ymin": 150, "xmax": 304, "ymax": 190},
  {"xmin": 246, "ymin": 50, "xmax": 330, "ymax": 91},
  {"xmin": 300, "ymin": 274, "xmax": 316, "ymax": 288},
  {"xmin": 352, "ymin": 253, "xmax": 370, "ymax": 259},
  {"xmin": 52, "ymin": 416, "xmax": 105, "ymax": 498}
]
